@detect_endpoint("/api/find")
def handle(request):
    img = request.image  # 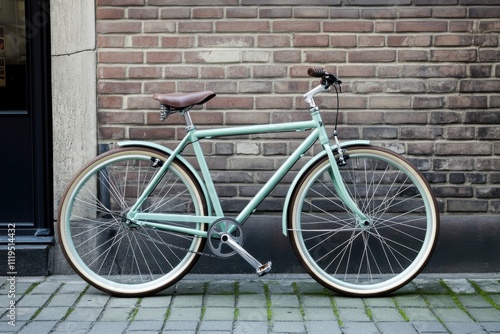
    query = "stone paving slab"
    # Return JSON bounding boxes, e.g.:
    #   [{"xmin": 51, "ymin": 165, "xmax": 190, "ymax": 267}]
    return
[{"xmin": 0, "ymin": 274, "xmax": 499, "ymax": 333}]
